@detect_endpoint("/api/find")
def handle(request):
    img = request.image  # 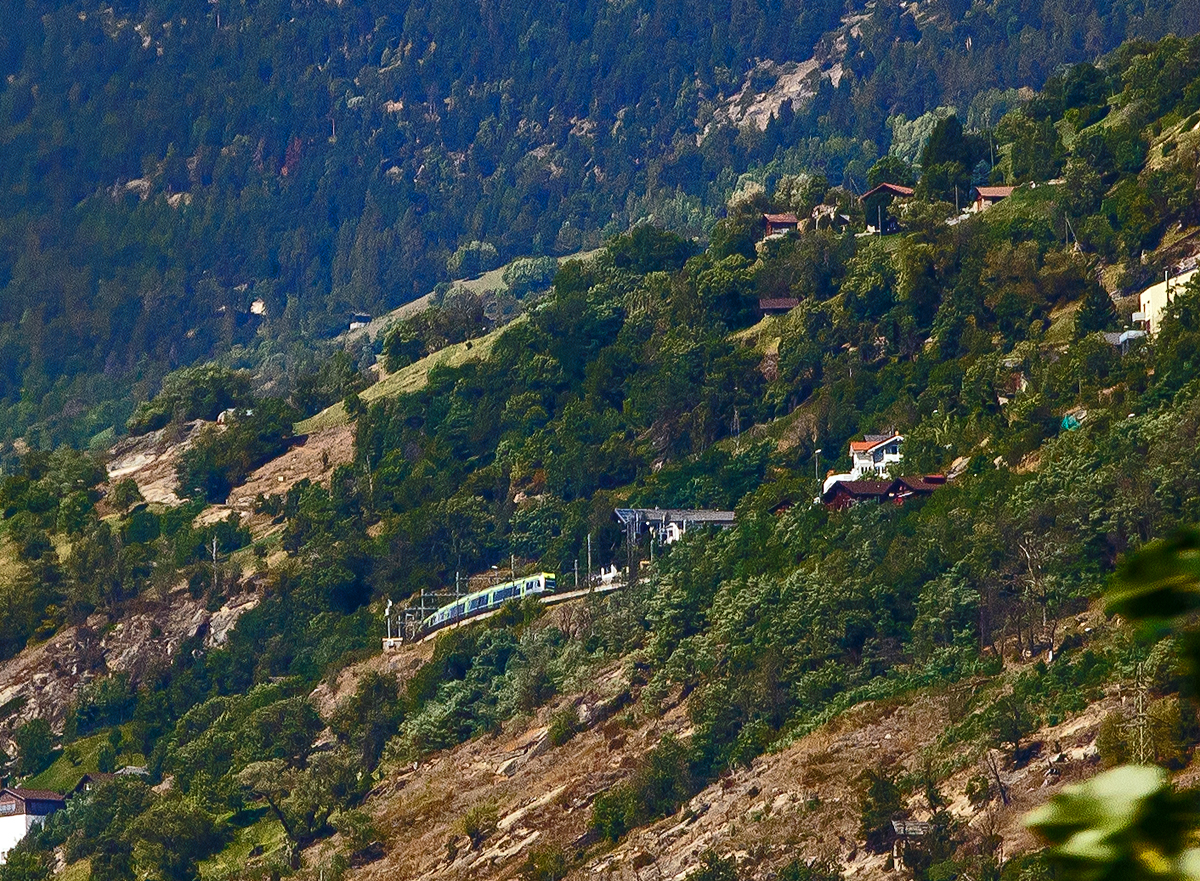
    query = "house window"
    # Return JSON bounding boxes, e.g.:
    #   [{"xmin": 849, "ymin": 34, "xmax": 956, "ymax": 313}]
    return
[{"xmin": 0, "ymin": 802, "xmax": 16, "ymax": 814}]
